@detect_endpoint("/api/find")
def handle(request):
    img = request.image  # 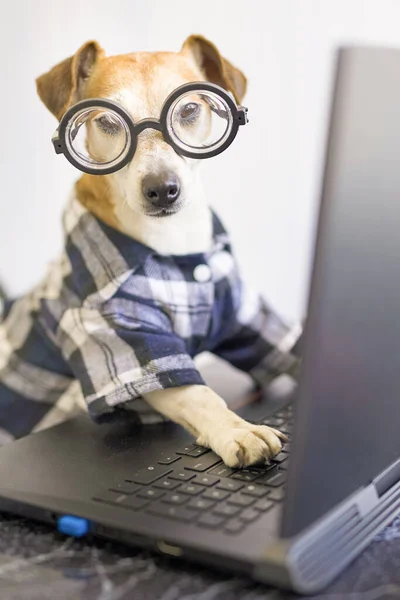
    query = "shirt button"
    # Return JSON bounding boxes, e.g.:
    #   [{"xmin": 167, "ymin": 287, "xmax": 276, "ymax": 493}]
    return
[{"xmin": 193, "ymin": 264, "xmax": 211, "ymax": 283}]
